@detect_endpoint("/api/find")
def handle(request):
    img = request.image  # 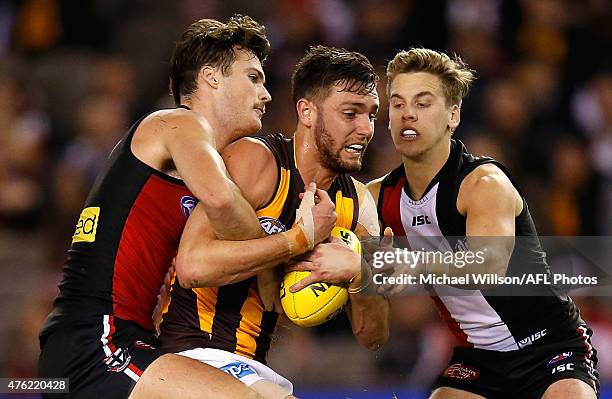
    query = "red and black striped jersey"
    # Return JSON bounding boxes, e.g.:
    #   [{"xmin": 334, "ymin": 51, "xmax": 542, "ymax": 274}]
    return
[{"xmin": 41, "ymin": 110, "xmax": 195, "ymax": 337}]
